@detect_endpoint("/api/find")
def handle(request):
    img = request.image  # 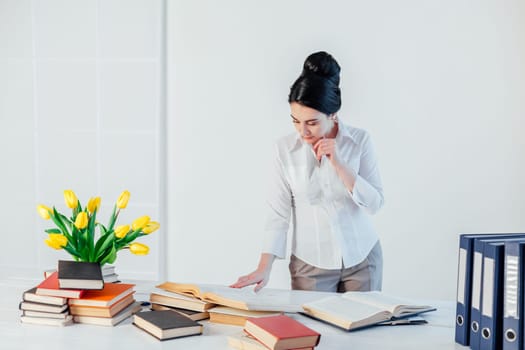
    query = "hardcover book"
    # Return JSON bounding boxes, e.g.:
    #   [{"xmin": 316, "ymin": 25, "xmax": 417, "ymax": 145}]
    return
[
  {"xmin": 150, "ymin": 303, "xmax": 210, "ymax": 321},
  {"xmin": 68, "ymin": 283, "xmax": 134, "ymax": 307},
  {"xmin": 73, "ymin": 302, "xmax": 142, "ymax": 326},
  {"xmin": 150, "ymin": 288, "xmax": 215, "ymax": 312},
  {"xmin": 20, "ymin": 315, "xmax": 73, "ymax": 326},
  {"xmin": 21, "ymin": 309, "xmax": 70, "ymax": 319},
  {"xmin": 156, "ymin": 282, "xmax": 333, "ymax": 312},
  {"xmin": 301, "ymin": 291, "xmax": 435, "ymax": 331},
  {"xmin": 209, "ymin": 306, "xmax": 281, "ymax": 326},
  {"xmin": 69, "ymin": 294, "xmax": 135, "ymax": 318},
  {"xmin": 36, "ymin": 272, "xmax": 85, "ymax": 299},
  {"xmin": 57, "ymin": 260, "xmax": 103, "ymax": 290},
  {"xmin": 244, "ymin": 314, "xmax": 320, "ymax": 350},
  {"xmin": 23, "ymin": 287, "xmax": 67, "ymax": 306},
  {"xmin": 133, "ymin": 310, "xmax": 203, "ymax": 340},
  {"xmin": 19, "ymin": 301, "xmax": 68, "ymax": 314},
  {"xmin": 228, "ymin": 332, "xmax": 314, "ymax": 350}
]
